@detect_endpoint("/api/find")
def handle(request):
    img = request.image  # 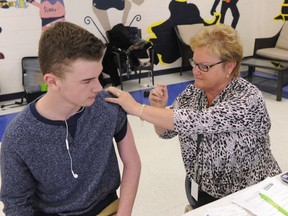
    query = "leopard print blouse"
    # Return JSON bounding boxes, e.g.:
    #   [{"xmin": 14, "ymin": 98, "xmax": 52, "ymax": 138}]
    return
[{"xmin": 160, "ymin": 77, "xmax": 281, "ymax": 198}]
